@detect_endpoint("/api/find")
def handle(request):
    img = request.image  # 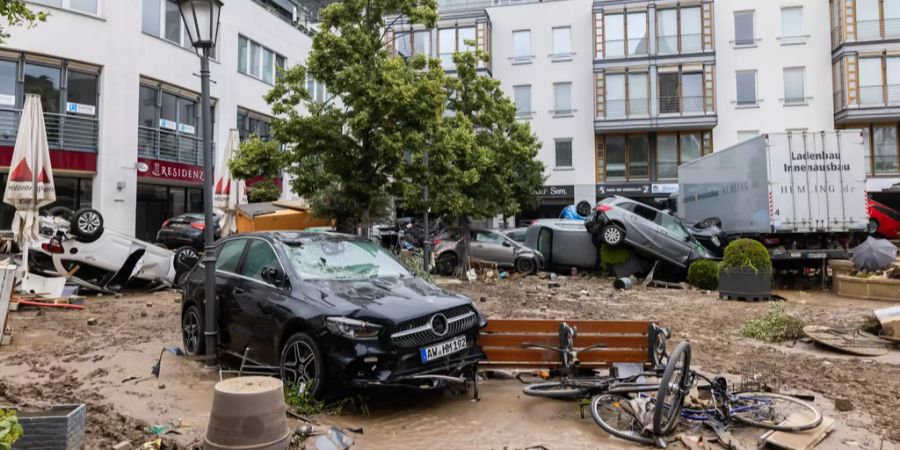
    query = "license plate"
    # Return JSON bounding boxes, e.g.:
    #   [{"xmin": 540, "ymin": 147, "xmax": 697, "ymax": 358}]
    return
[{"xmin": 420, "ymin": 335, "xmax": 467, "ymax": 363}]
